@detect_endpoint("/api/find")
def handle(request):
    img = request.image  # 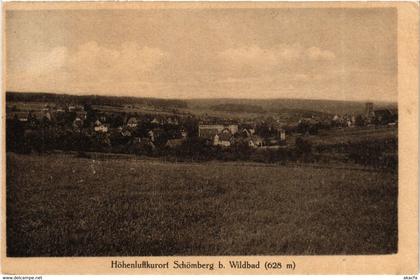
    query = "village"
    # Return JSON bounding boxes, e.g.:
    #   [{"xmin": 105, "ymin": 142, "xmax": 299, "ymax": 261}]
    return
[{"xmin": 6, "ymin": 98, "xmax": 398, "ymax": 161}]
